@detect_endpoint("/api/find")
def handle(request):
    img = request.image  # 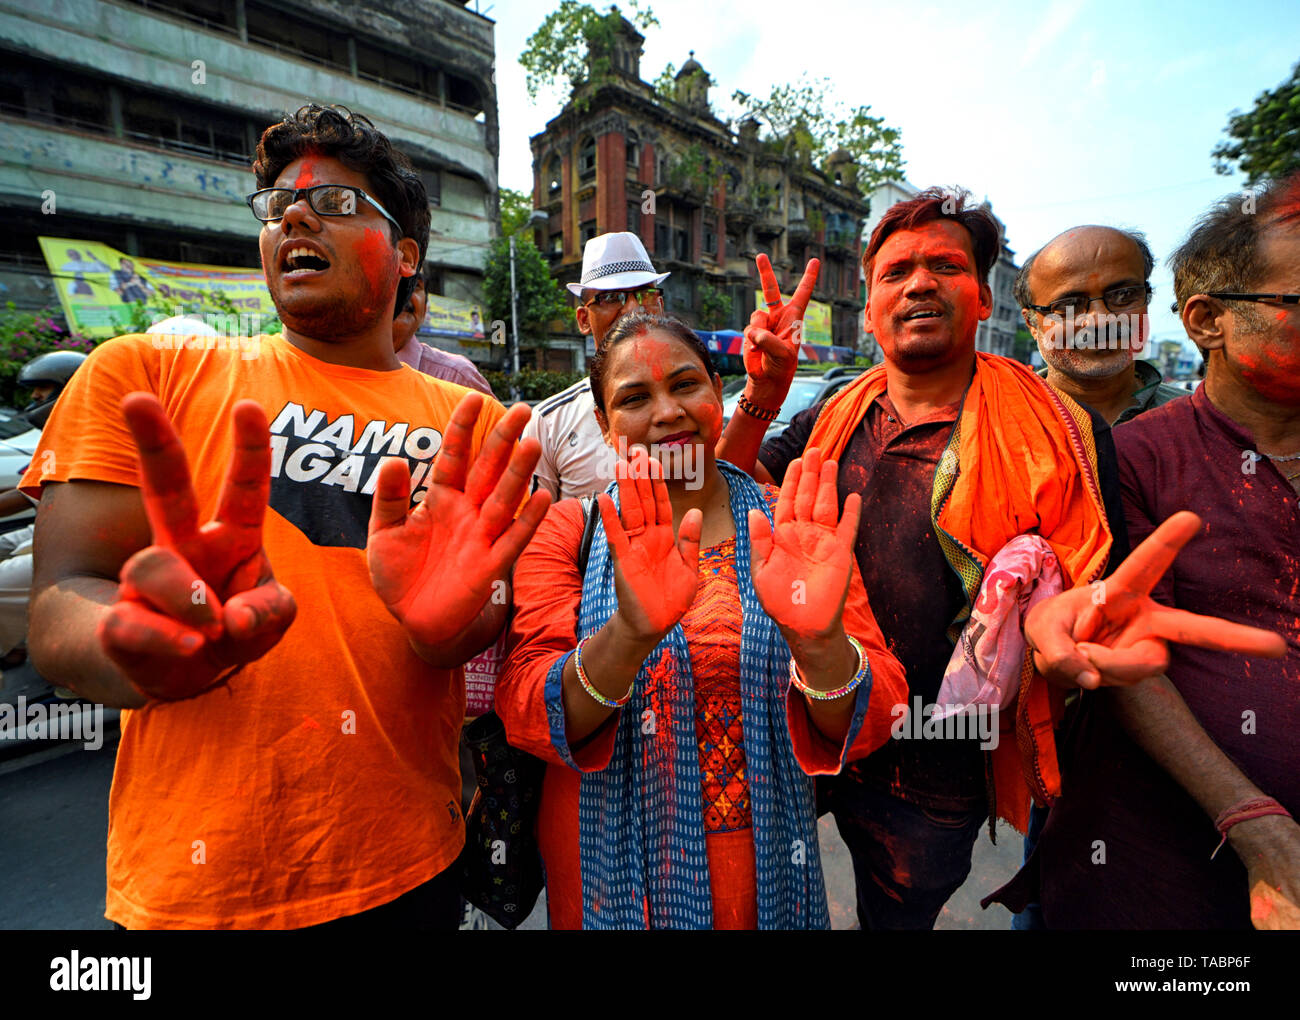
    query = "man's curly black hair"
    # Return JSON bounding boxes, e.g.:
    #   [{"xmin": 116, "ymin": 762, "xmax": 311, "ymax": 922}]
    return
[{"xmin": 253, "ymin": 104, "xmax": 430, "ymax": 314}]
